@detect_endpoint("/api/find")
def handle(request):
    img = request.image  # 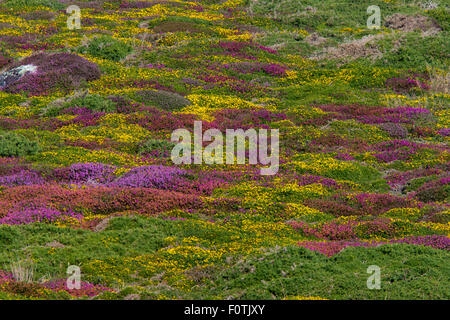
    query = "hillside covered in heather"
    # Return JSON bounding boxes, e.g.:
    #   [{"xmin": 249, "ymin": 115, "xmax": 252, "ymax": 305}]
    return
[{"xmin": 0, "ymin": 0, "xmax": 448, "ymax": 300}]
